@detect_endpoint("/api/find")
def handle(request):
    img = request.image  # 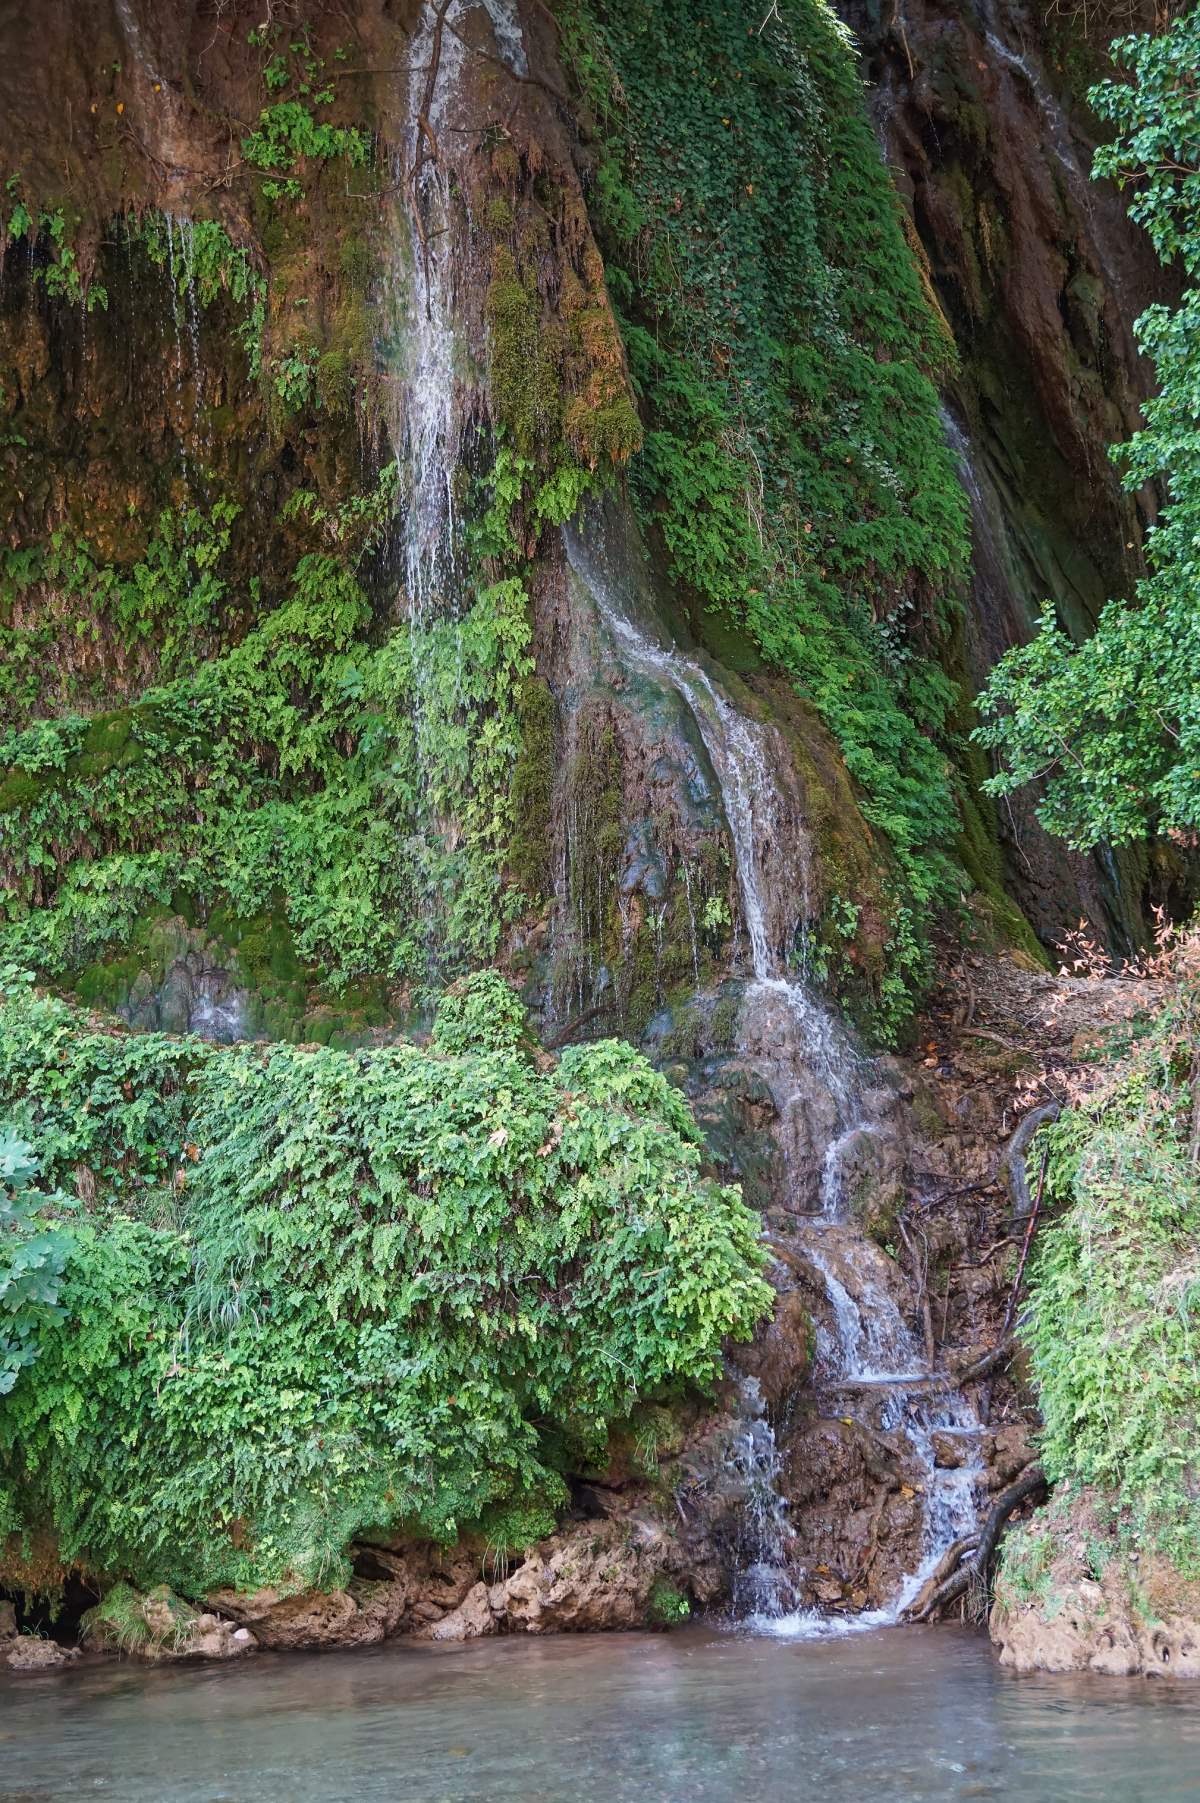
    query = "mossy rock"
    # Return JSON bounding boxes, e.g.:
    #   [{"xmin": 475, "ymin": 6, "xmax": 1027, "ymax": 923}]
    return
[
  {"xmin": 509, "ymin": 674, "xmax": 557, "ymax": 898},
  {"xmin": 0, "ymin": 769, "xmax": 50, "ymax": 813}
]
